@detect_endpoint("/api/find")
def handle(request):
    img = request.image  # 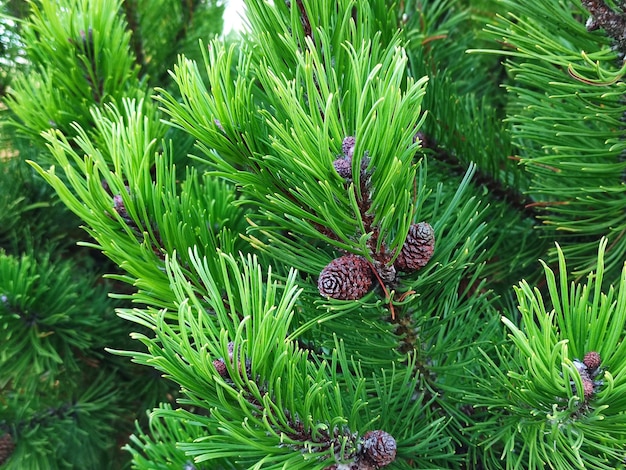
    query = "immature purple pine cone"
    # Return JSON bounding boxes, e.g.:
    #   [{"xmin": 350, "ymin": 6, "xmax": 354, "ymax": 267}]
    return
[
  {"xmin": 572, "ymin": 358, "xmax": 601, "ymax": 400},
  {"xmin": 573, "ymin": 359, "xmax": 590, "ymax": 380},
  {"xmin": 212, "ymin": 342, "xmax": 241, "ymax": 378},
  {"xmin": 113, "ymin": 194, "xmax": 128, "ymax": 218},
  {"xmin": 212, "ymin": 358, "xmax": 228, "ymax": 377},
  {"xmin": 582, "ymin": 377, "xmax": 595, "ymax": 399},
  {"xmin": 342, "ymin": 135, "xmax": 356, "ymax": 159},
  {"xmin": 333, "ymin": 156, "xmax": 353, "ymax": 179},
  {"xmin": 583, "ymin": 351, "xmax": 601, "ymax": 372},
  {"xmin": 394, "ymin": 222, "xmax": 435, "ymax": 271},
  {"xmin": 318, "ymin": 254, "xmax": 373, "ymax": 300},
  {"xmin": 362, "ymin": 430, "xmax": 397, "ymax": 467}
]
